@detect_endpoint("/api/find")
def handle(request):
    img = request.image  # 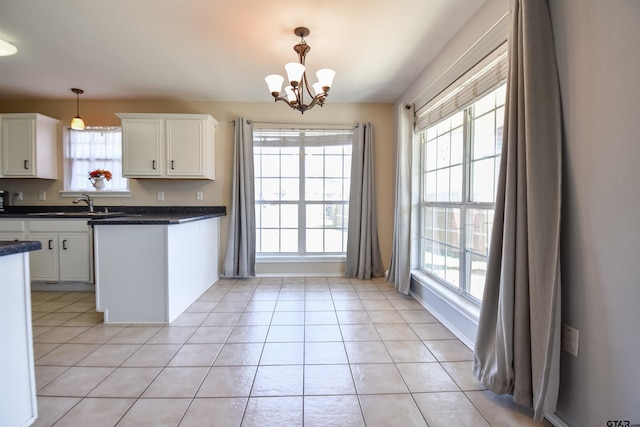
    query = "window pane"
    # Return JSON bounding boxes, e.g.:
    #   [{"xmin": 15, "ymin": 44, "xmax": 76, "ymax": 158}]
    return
[
  {"xmin": 424, "ymin": 172, "xmax": 437, "ymax": 202},
  {"xmin": 469, "ymin": 253, "xmax": 488, "ymax": 300},
  {"xmin": 472, "ymin": 158, "xmax": 496, "ymax": 203},
  {"xmin": 324, "ymin": 204, "xmax": 346, "ymax": 229},
  {"xmin": 281, "ymin": 154, "xmax": 299, "ymax": 177},
  {"xmin": 261, "ymin": 229, "xmax": 280, "ymax": 252},
  {"xmin": 261, "ymin": 178, "xmax": 281, "ymax": 200},
  {"xmin": 437, "ymin": 135, "xmax": 450, "ymax": 168},
  {"xmin": 325, "ymin": 156, "xmax": 344, "ymax": 177},
  {"xmin": 281, "ymin": 204, "xmax": 298, "ymax": 228},
  {"xmin": 306, "ymin": 178, "xmax": 323, "ymax": 201},
  {"xmin": 450, "ymin": 127, "xmax": 463, "ymax": 165},
  {"xmin": 260, "ymin": 204, "xmax": 280, "ymax": 228},
  {"xmin": 466, "ymin": 208, "xmax": 493, "ymax": 256},
  {"xmin": 305, "ymin": 154, "xmax": 324, "ymax": 177},
  {"xmin": 280, "ymin": 178, "xmax": 299, "ymax": 201},
  {"xmin": 261, "ymin": 155, "xmax": 280, "ymax": 177},
  {"xmin": 280, "ymin": 229, "xmax": 298, "ymax": 252},
  {"xmin": 436, "ymin": 169, "xmax": 450, "ymax": 201},
  {"xmin": 445, "ymin": 247, "xmax": 460, "ymax": 286},
  {"xmin": 450, "ymin": 165, "xmax": 463, "ymax": 202},
  {"xmin": 325, "ymin": 179, "xmax": 344, "ymax": 201},
  {"xmin": 306, "ymin": 204, "xmax": 324, "ymax": 228},
  {"xmin": 306, "ymin": 229, "xmax": 323, "ymax": 252},
  {"xmin": 473, "ymin": 111, "xmax": 496, "ymax": 159},
  {"xmin": 425, "ymin": 140, "xmax": 437, "ymax": 171},
  {"xmin": 325, "ymin": 229, "xmax": 343, "ymax": 252}
]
